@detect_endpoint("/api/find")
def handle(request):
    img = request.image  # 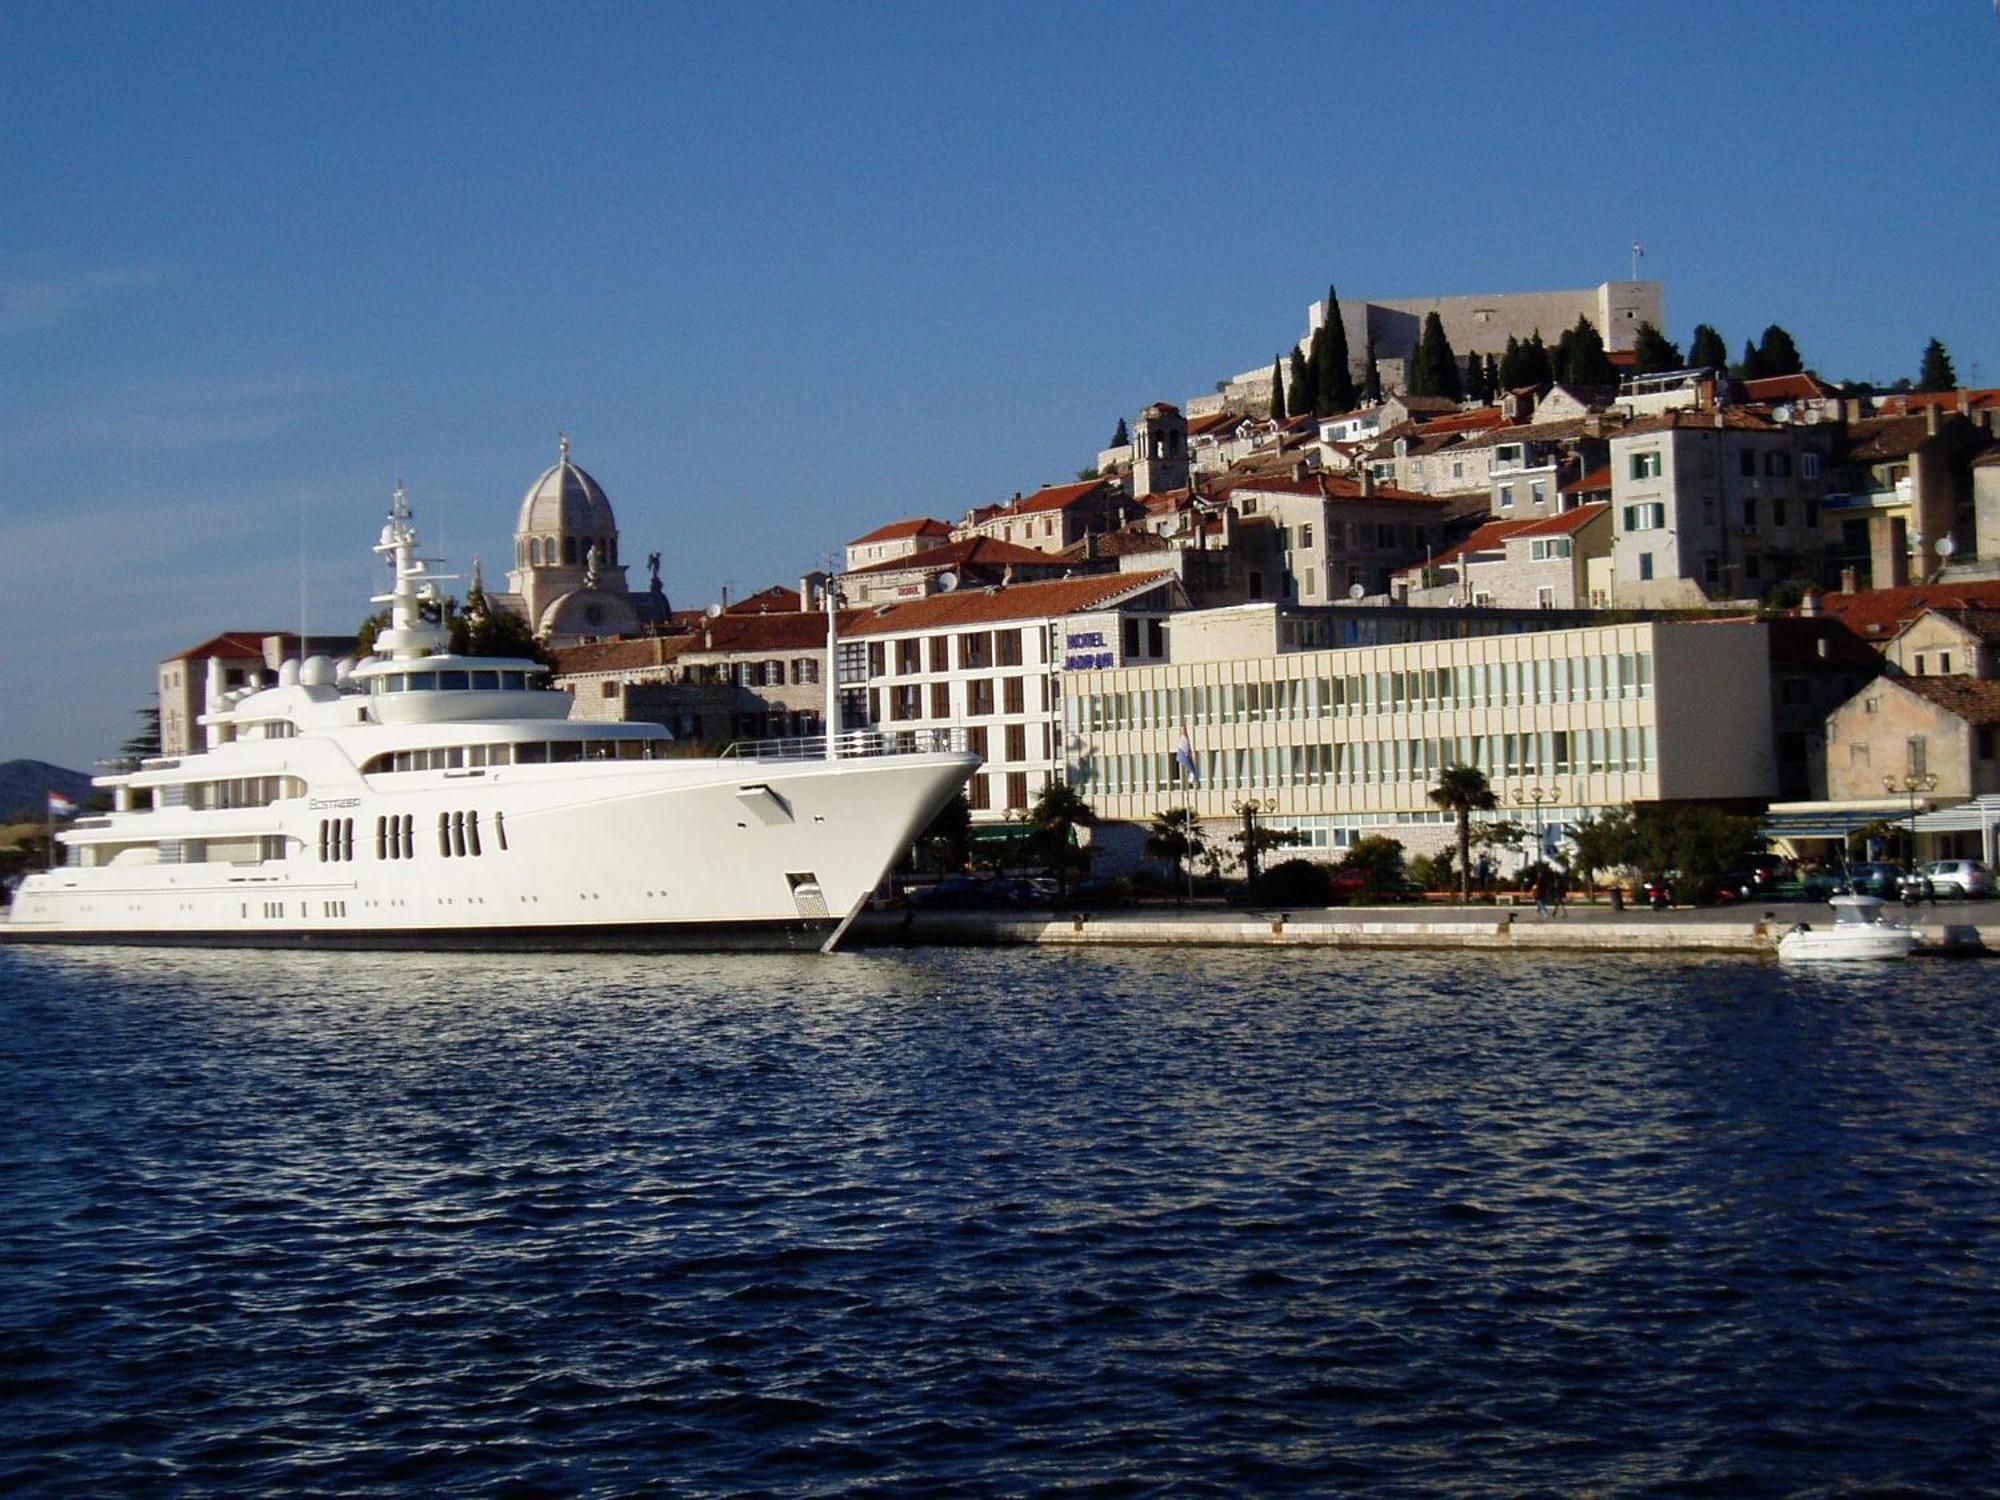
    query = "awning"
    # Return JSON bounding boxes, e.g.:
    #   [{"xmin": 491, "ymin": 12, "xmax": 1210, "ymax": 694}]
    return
[
  {"xmin": 1758, "ymin": 802, "xmax": 1911, "ymax": 841},
  {"xmin": 1912, "ymin": 794, "xmax": 2000, "ymax": 834}
]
